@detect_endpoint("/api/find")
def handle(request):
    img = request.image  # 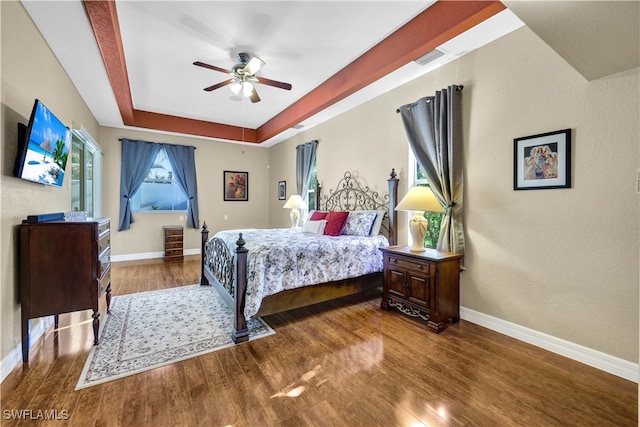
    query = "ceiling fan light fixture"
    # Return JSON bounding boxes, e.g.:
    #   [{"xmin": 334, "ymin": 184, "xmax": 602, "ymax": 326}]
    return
[
  {"xmin": 242, "ymin": 81, "xmax": 254, "ymax": 97},
  {"xmin": 230, "ymin": 81, "xmax": 242, "ymax": 94}
]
